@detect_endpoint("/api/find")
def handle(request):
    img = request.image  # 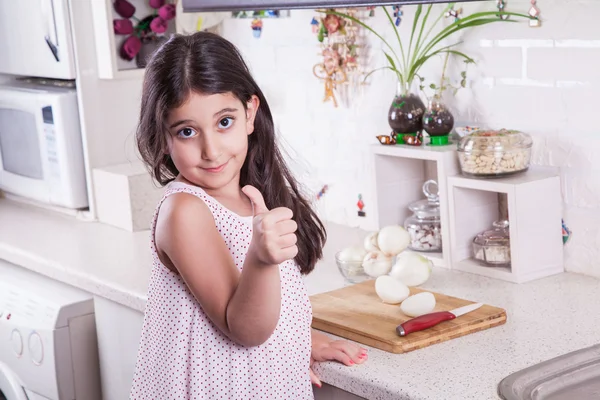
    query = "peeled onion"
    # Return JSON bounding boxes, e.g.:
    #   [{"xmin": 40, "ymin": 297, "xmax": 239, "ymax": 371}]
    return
[
  {"xmin": 401, "ymin": 292, "xmax": 436, "ymax": 317},
  {"xmin": 362, "ymin": 251, "xmax": 393, "ymax": 278},
  {"xmin": 337, "ymin": 245, "xmax": 368, "ymax": 263},
  {"xmin": 377, "ymin": 225, "xmax": 410, "ymax": 257},
  {"xmin": 390, "ymin": 252, "xmax": 433, "ymax": 287},
  {"xmin": 375, "ymin": 275, "xmax": 410, "ymax": 304},
  {"xmin": 363, "ymin": 232, "xmax": 380, "ymax": 253}
]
